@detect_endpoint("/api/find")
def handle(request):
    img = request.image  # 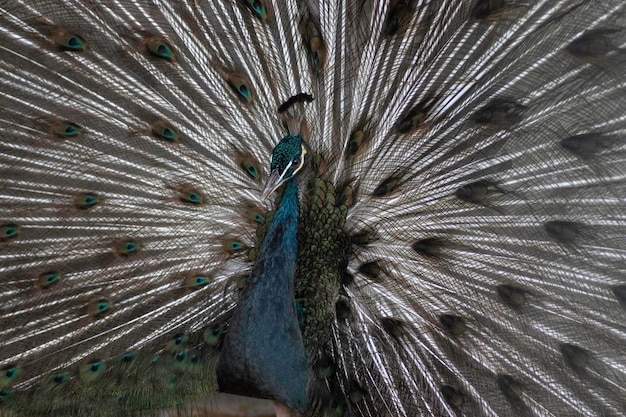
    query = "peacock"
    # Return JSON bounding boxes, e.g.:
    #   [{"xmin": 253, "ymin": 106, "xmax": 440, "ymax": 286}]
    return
[{"xmin": 0, "ymin": 0, "xmax": 625, "ymax": 416}]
